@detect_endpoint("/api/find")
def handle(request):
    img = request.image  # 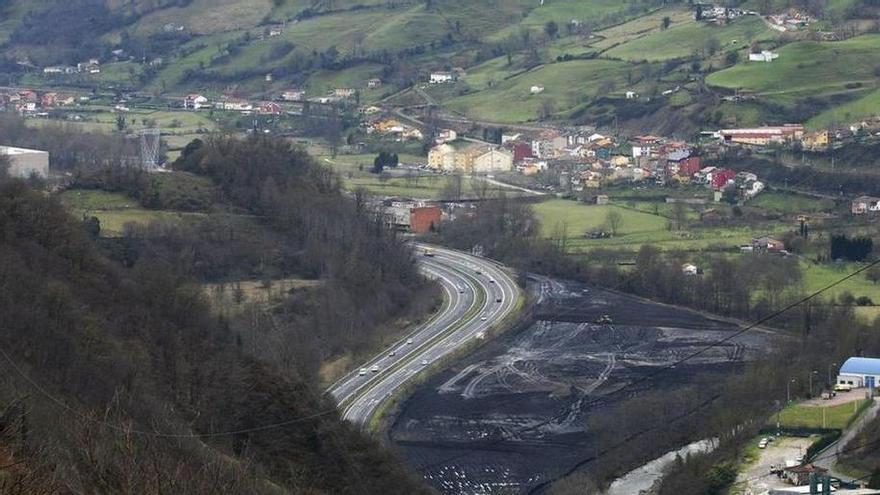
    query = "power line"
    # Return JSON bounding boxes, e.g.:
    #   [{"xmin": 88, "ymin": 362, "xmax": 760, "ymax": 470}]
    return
[
  {"xmin": 410, "ymin": 258, "xmax": 880, "ymax": 490},
  {"xmin": 0, "ymin": 344, "xmax": 338, "ymax": 438}
]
